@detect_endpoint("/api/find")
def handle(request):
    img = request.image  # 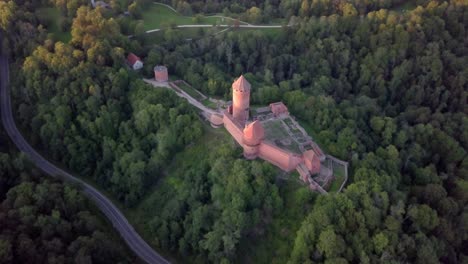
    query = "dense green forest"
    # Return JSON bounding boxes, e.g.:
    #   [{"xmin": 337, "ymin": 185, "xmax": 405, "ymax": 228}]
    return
[
  {"xmin": 1, "ymin": 0, "xmax": 467, "ymax": 263},
  {"xmin": 0, "ymin": 128, "xmax": 134, "ymax": 263}
]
